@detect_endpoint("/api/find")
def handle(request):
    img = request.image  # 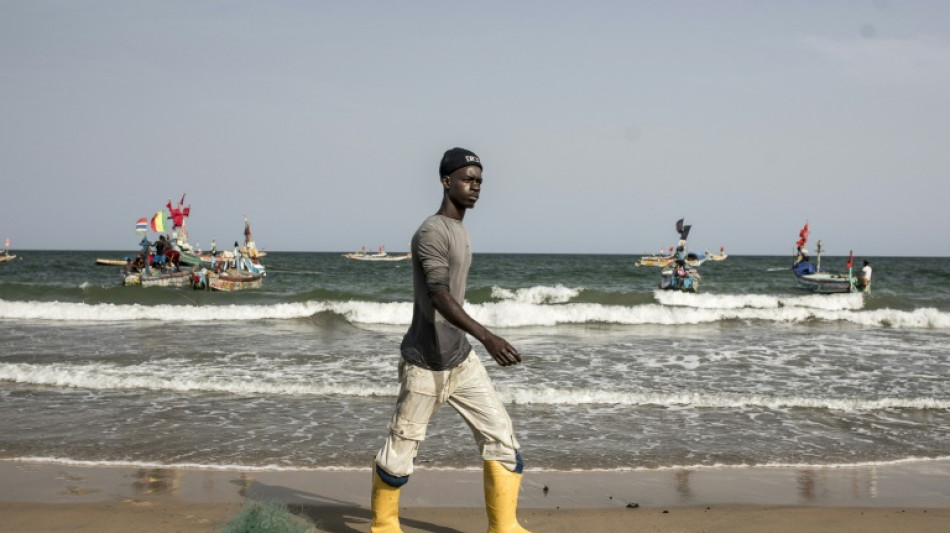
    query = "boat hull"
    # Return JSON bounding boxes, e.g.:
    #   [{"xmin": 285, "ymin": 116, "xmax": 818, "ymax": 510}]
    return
[
  {"xmin": 96, "ymin": 258, "xmax": 128, "ymax": 266},
  {"xmin": 343, "ymin": 253, "xmax": 411, "ymax": 262},
  {"xmin": 660, "ymin": 269, "xmax": 701, "ymax": 292},
  {"xmin": 207, "ymin": 272, "xmax": 263, "ymax": 292},
  {"xmin": 125, "ymin": 270, "xmax": 193, "ymax": 288},
  {"xmin": 793, "ymin": 273, "xmax": 855, "ymax": 294},
  {"xmin": 637, "ymin": 255, "xmax": 705, "ymax": 268},
  {"xmin": 637, "ymin": 257, "xmax": 674, "ymax": 267}
]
